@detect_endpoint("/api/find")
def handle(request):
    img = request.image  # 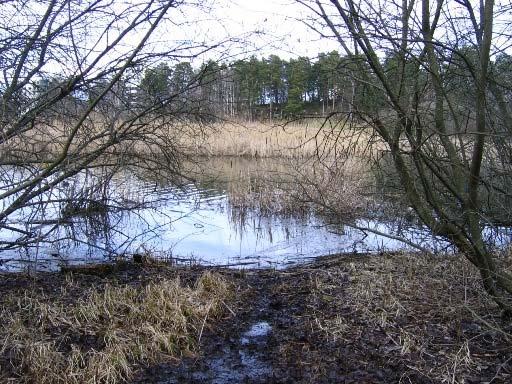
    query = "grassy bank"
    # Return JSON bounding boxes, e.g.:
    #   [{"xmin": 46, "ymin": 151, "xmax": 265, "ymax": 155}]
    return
[
  {"xmin": 133, "ymin": 252, "xmax": 511, "ymax": 383},
  {"xmin": 1, "ymin": 254, "xmax": 511, "ymax": 383},
  {"xmin": 295, "ymin": 253, "xmax": 512, "ymax": 382},
  {"xmin": 0, "ymin": 262, "xmax": 234, "ymax": 384}
]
